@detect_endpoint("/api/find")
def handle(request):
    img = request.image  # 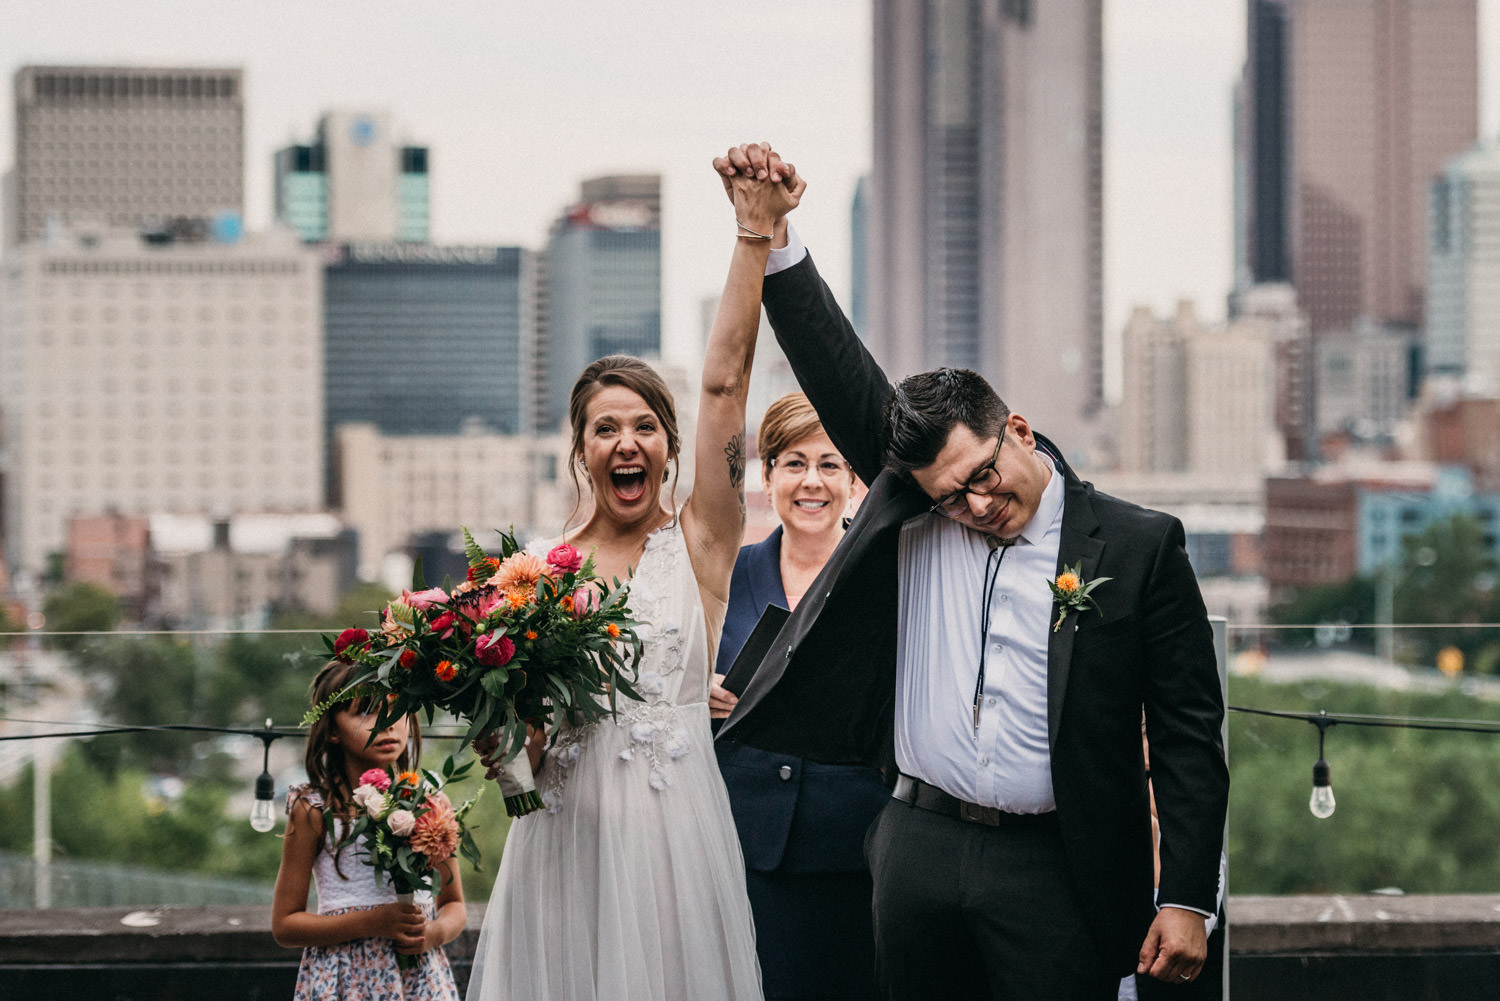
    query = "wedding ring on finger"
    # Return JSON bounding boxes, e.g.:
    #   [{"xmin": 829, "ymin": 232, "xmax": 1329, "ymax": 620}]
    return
[{"xmin": 1178, "ymin": 973, "xmax": 1192, "ymax": 981}]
